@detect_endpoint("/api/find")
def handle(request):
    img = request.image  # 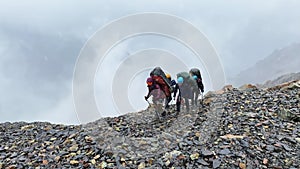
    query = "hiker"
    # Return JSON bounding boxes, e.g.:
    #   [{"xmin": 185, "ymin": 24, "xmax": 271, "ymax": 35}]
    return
[
  {"xmin": 149, "ymin": 67, "xmax": 173, "ymax": 109},
  {"xmin": 166, "ymin": 73, "xmax": 181, "ymax": 112},
  {"xmin": 166, "ymin": 73, "xmax": 177, "ymax": 97},
  {"xmin": 166, "ymin": 73, "xmax": 177, "ymax": 87},
  {"xmin": 176, "ymin": 72, "xmax": 198, "ymax": 111},
  {"xmin": 189, "ymin": 68, "xmax": 204, "ymax": 106},
  {"xmin": 144, "ymin": 77, "xmax": 165, "ymax": 105},
  {"xmin": 173, "ymin": 77, "xmax": 182, "ymax": 112}
]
